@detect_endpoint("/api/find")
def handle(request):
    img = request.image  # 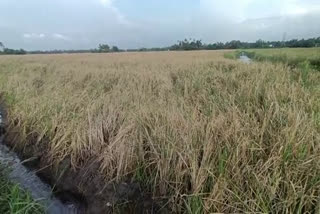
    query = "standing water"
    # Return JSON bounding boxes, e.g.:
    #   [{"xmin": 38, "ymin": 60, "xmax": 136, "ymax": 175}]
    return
[
  {"xmin": 239, "ymin": 52, "xmax": 252, "ymax": 64},
  {"xmin": 0, "ymin": 111, "xmax": 81, "ymax": 214}
]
